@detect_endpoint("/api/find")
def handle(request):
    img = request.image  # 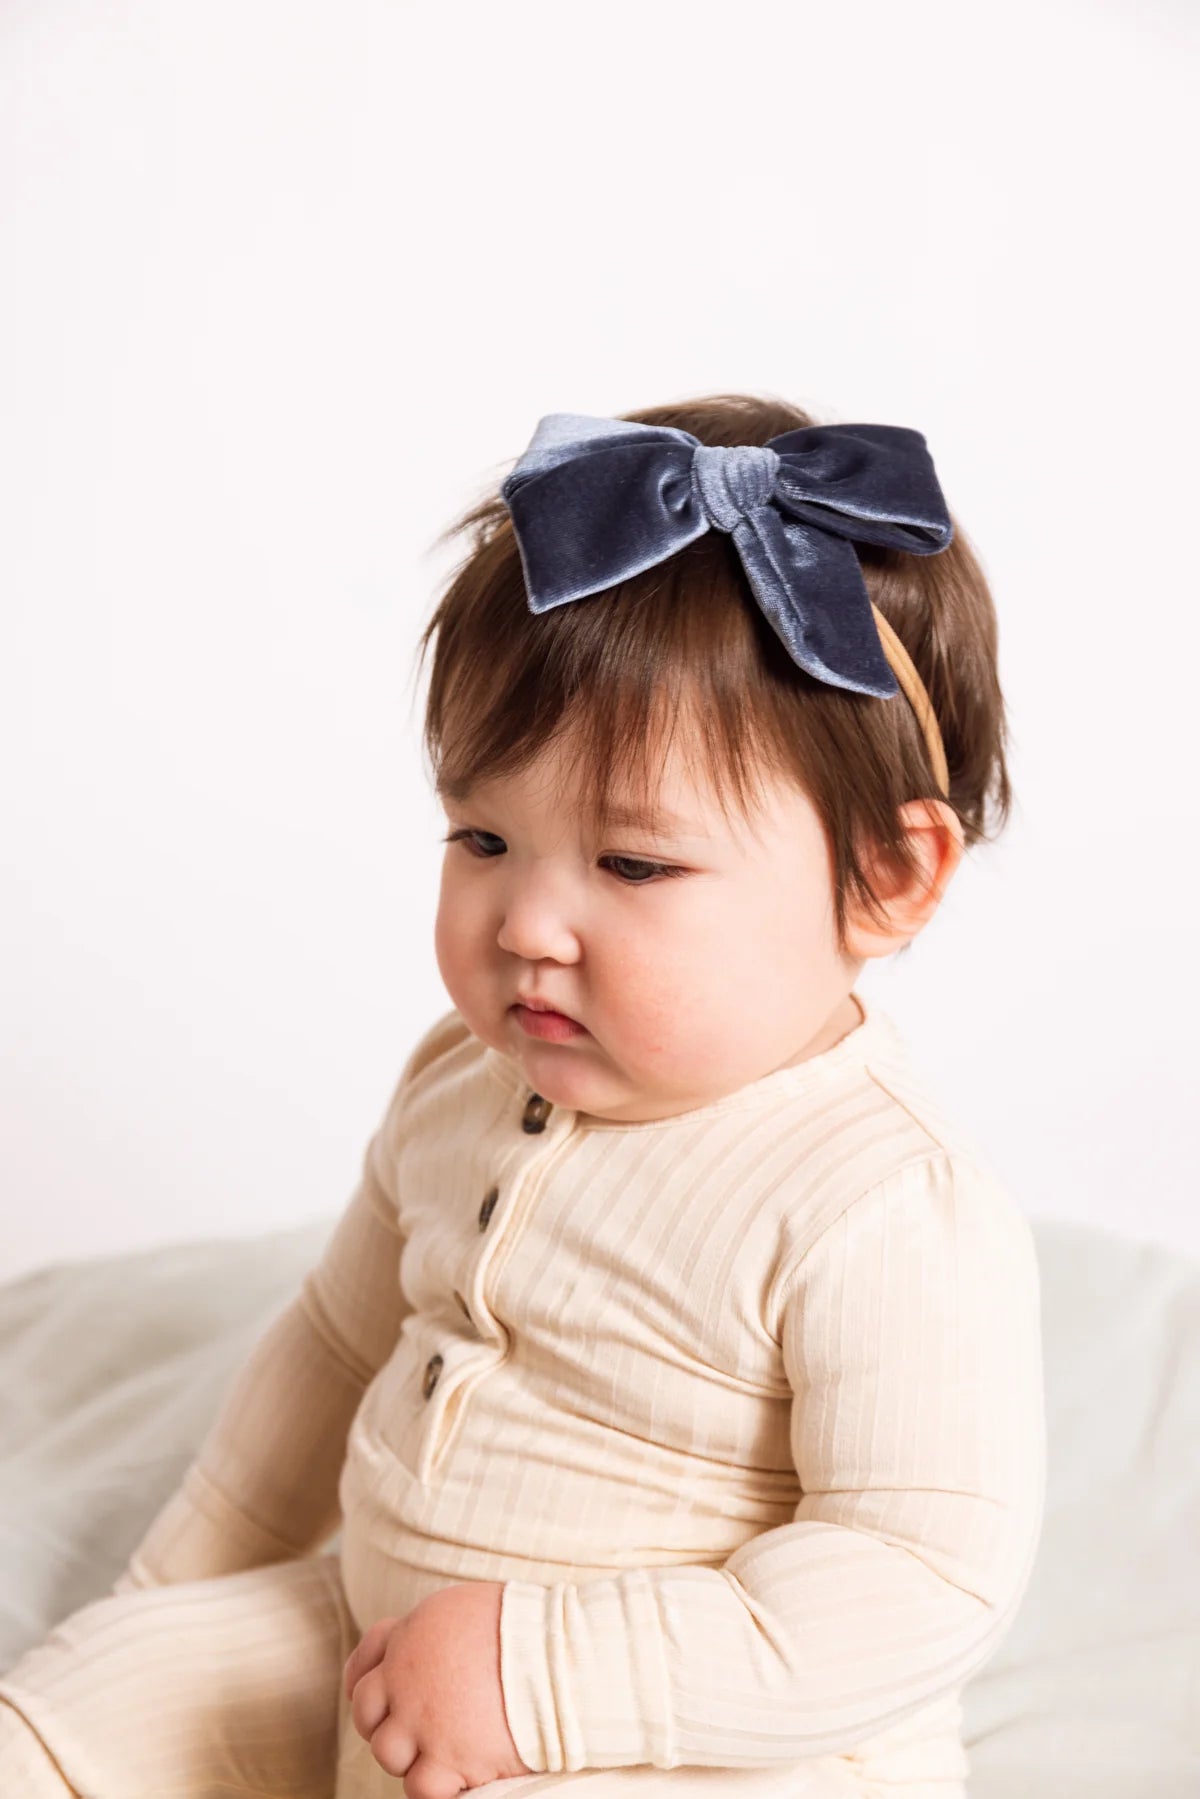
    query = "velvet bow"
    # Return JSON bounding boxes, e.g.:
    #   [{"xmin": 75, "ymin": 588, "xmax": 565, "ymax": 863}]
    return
[{"xmin": 500, "ymin": 412, "xmax": 954, "ymax": 699}]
